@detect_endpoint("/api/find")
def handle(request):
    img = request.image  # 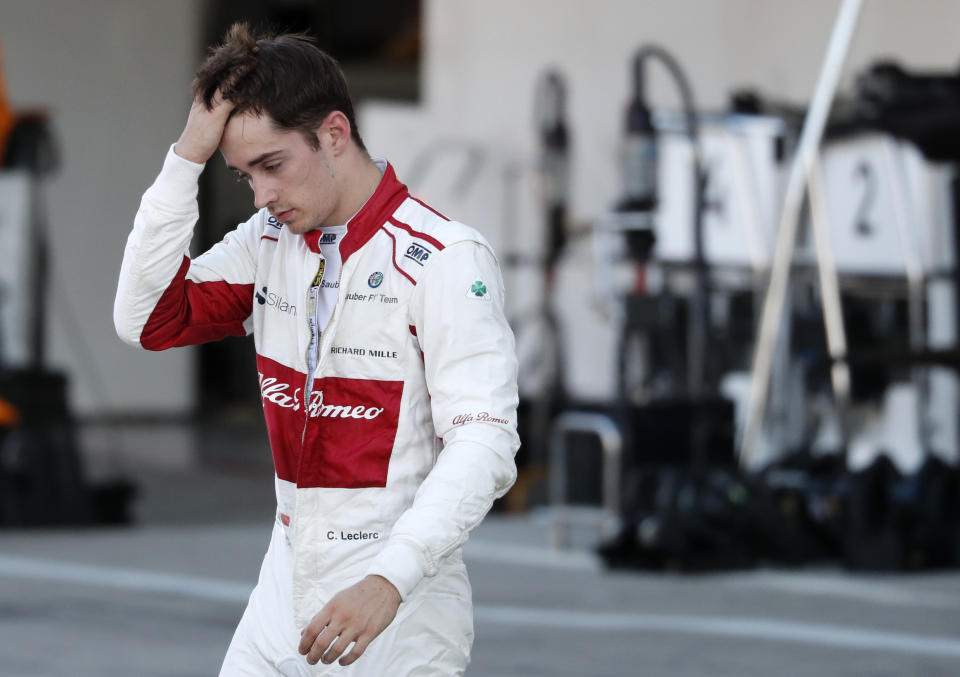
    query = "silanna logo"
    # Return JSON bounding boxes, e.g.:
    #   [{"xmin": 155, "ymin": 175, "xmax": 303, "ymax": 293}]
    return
[
  {"xmin": 404, "ymin": 243, "xmax": 432, "ymax": 266},
  {"xmin": 256, "ymin": 286, "xmax": 297, "ymax": 316}
]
